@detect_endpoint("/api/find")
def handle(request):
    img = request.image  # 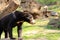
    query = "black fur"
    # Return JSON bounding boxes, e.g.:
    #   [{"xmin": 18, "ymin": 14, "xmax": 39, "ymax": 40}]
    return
[{"xmin": 0, "ymin": 11, "xmax": 34, "ymax": 39}]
